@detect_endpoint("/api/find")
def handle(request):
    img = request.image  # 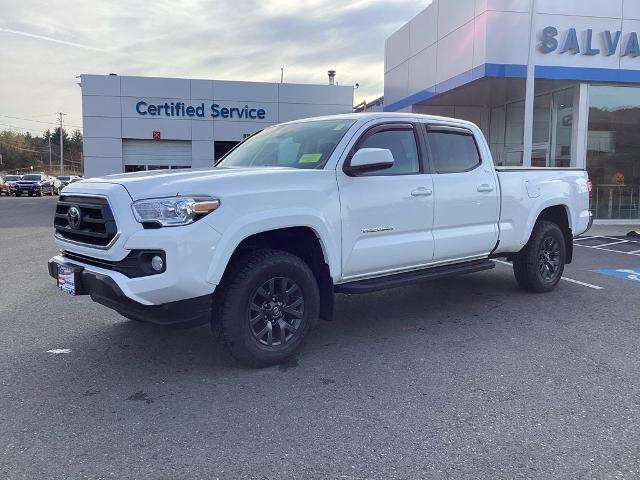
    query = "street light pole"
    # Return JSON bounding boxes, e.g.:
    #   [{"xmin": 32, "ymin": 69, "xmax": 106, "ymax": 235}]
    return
[
  {"xmin": 58, "ymin": 112, "xmax": 65, "ymax": 174},
  {"xmin": 48, "ymin": 136, "xmax": 52, "ymax": 169}
]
